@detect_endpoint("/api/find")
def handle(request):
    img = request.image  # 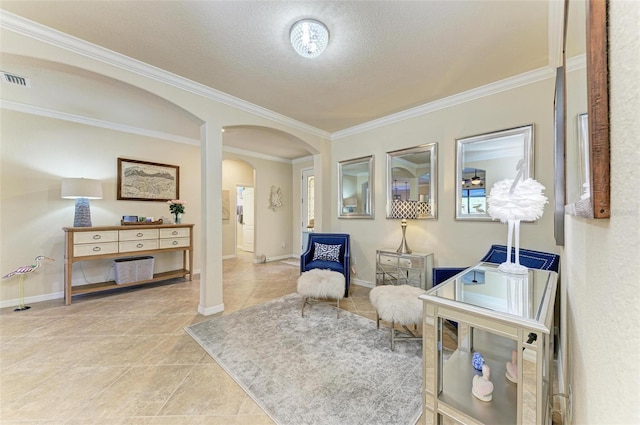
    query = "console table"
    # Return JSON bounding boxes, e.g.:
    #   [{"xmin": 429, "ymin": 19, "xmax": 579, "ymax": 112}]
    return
[
  {"xmin": 63, "ymin": 224, "xmax": 194, "ymax": 305},
  {"xmin": 420, "ymin": 263, "xmax": 558, "ymax": 424},
  {"xmin": 376, "ymin": 249, "xmax": 433, "ymax": 290}
]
